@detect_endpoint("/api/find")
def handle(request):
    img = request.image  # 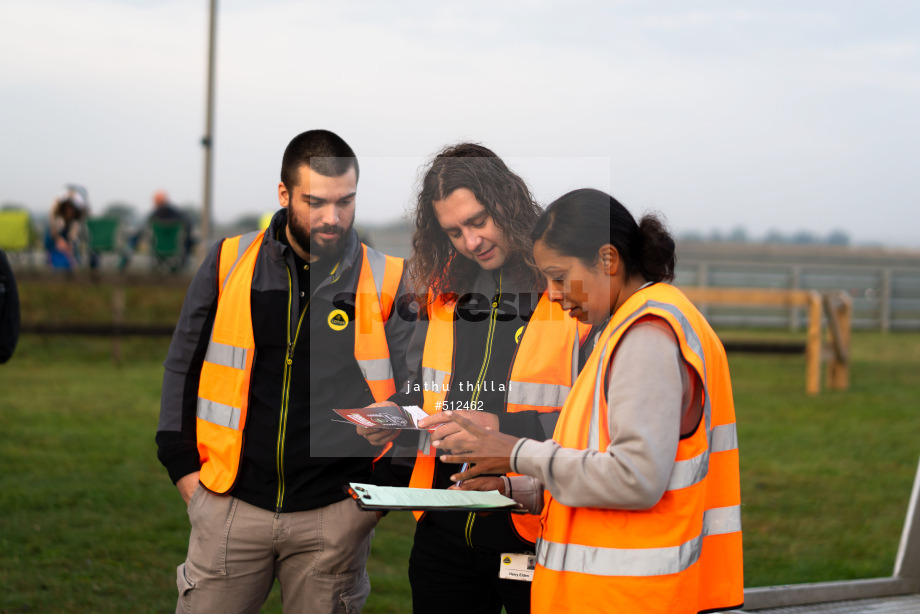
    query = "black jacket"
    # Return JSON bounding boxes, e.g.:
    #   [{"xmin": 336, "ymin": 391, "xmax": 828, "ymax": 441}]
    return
[
  {"xmin": 0, "ymin": 249, "xmax": 20, "ymax": 364},
  {"xmin": 391, "ymin": 266, "xmax": 563, "ymax": 551},
  {"xmin": 156, "ymin": 210, "xmax": 416, "ymax": 512}
]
